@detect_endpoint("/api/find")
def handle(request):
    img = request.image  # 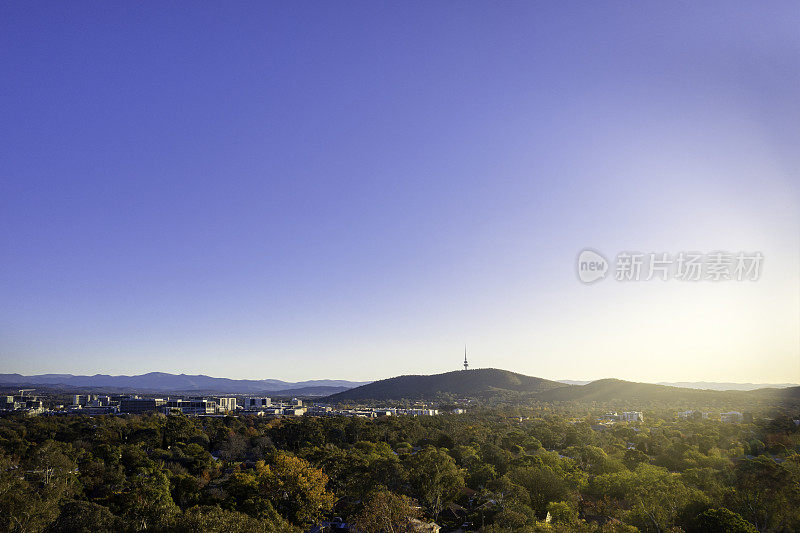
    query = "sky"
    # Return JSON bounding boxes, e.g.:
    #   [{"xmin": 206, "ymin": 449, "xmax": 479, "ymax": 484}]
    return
[{"xmin": 1, "ymin": 3, "xmax": 798, "ymax": 383}]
